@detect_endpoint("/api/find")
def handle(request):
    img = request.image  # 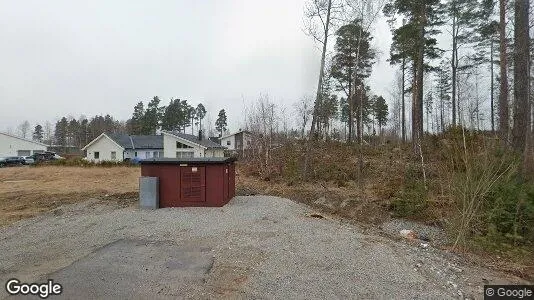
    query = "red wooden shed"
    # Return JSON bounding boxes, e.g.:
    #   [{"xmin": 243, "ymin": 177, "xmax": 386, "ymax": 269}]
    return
[{"xmin": 140, "ymin": 157, "xmax": 236, "ymax": 207}]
